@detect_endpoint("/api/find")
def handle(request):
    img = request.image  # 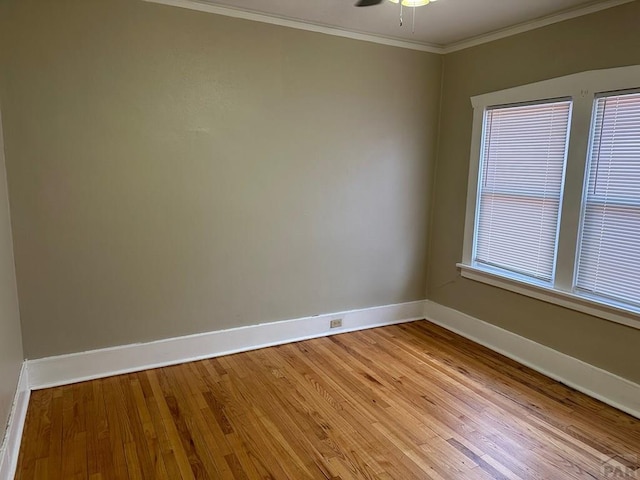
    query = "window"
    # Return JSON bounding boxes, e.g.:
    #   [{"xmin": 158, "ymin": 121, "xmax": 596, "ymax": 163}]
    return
[
  {"xmin": 576, "ymin": 91, "xmax": 640, "ymax": 309},
  {"xmin": 475, "ymin": 101, "xmax": 571, "ymax": 282},
  {"xmin": 460, "ymin": 65, "xmax": 640, "ymax": 330}
]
